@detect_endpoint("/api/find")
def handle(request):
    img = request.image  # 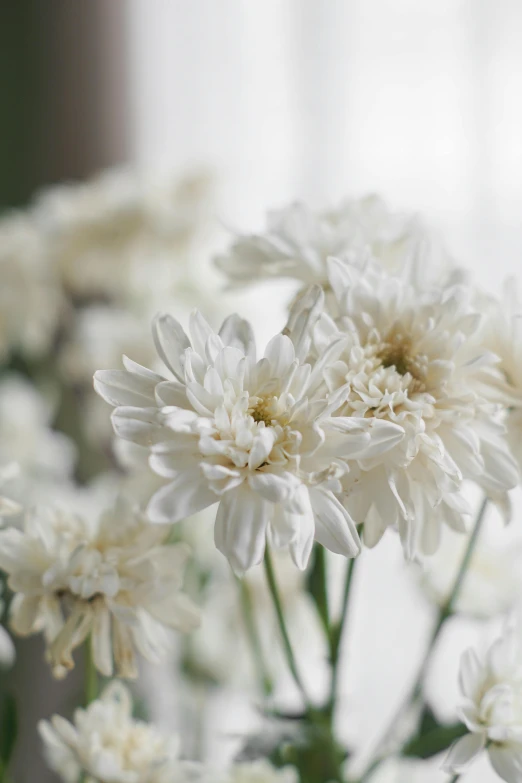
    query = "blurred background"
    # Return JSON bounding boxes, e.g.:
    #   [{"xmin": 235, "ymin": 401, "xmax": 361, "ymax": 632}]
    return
[{"xmin": 2, "ymin": 2, "xmax": 522, "ymax": 781}]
